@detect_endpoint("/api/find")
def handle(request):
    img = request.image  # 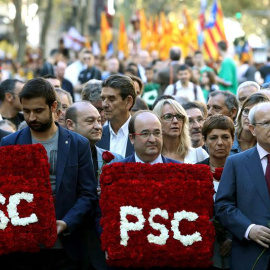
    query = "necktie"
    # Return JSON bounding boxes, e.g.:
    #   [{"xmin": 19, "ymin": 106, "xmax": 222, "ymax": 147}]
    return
[{"xmin": 265, "ymin": 154, "xmax": 270, "ymax": 194}]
